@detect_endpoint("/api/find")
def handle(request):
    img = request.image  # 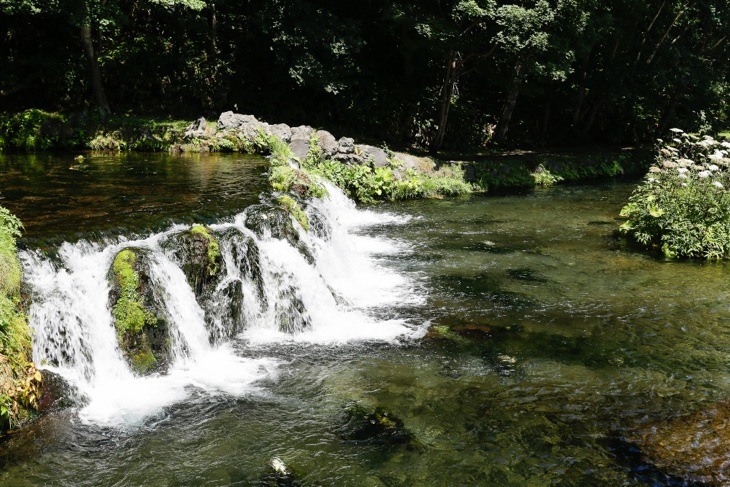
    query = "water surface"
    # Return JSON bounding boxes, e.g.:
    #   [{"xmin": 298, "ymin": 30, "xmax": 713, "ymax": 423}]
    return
[{"xmin": 0, "ymin": 164, "xmax": 726, "ymax": 486}]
